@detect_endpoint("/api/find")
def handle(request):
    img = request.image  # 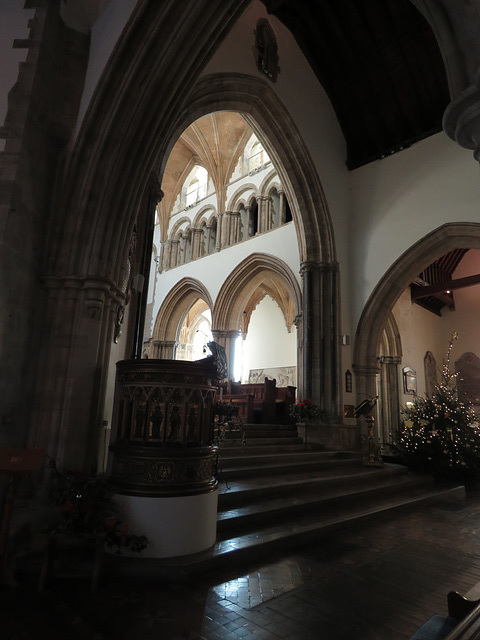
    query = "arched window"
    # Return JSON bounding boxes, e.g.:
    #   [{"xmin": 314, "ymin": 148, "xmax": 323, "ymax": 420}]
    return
[
  {"xmin": 185, "ymin": 166, "xmax": 208, "ymax": 207},
  {"xmin": 249, "ymin": 141, "xmax": 270, "ymax": 172}
]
